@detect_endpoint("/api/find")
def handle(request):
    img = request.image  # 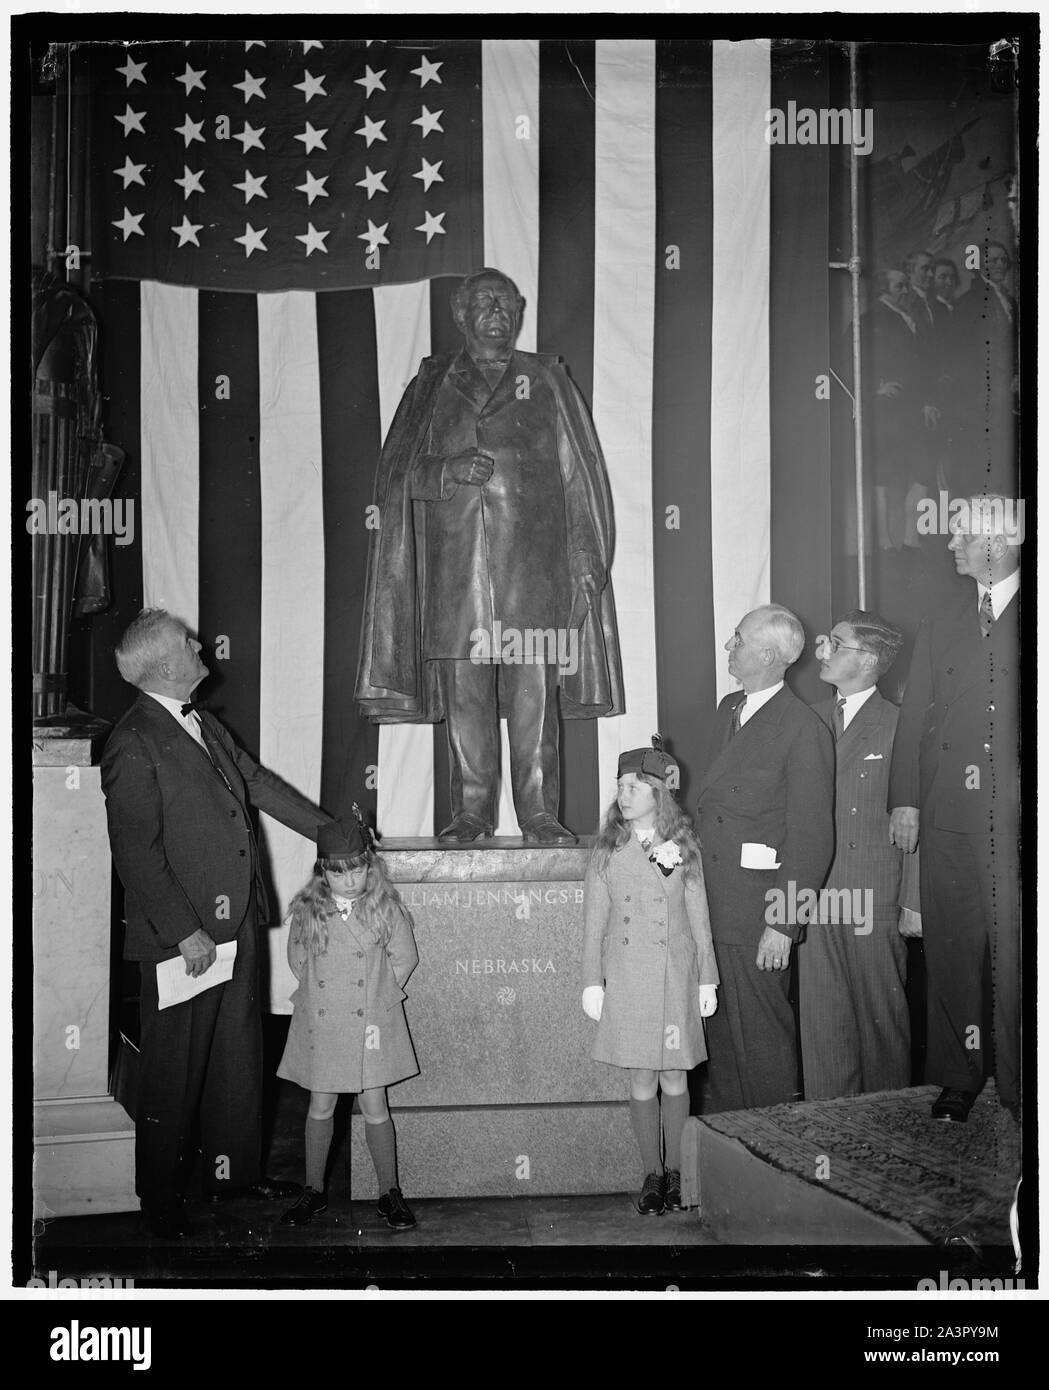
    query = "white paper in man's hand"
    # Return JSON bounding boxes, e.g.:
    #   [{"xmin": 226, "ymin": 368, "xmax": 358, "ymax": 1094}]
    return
[{"xmin": 156, "ymin": 941, "xmax": 237, "ymax": 1010}]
